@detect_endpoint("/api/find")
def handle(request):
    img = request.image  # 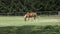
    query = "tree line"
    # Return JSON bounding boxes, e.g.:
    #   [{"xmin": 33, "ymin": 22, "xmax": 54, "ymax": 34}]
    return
[{"xmin": 0, "ymin": 0, "xmax": 60, "ymax": 15}]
